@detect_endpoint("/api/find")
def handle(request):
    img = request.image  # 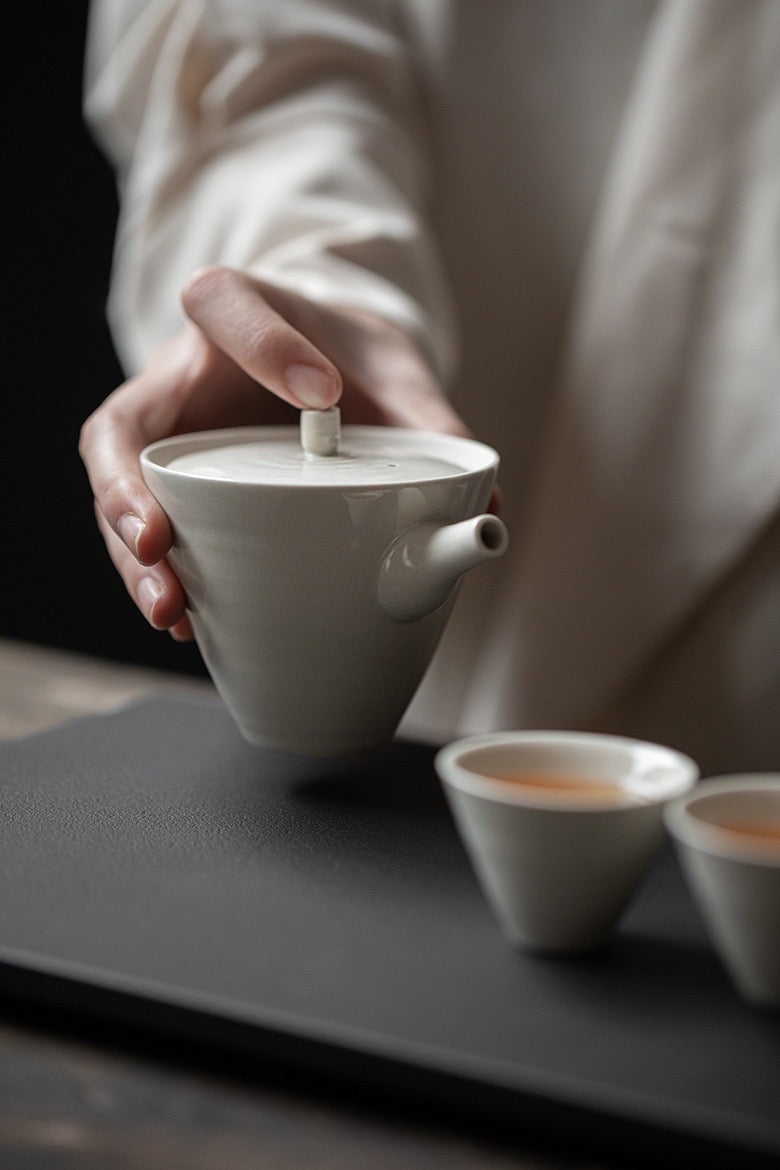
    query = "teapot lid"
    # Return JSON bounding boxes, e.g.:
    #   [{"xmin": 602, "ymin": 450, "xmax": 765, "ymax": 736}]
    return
[{"xmin": 143, "ymin": 410, "xmax": 499, "ymax": 488}]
